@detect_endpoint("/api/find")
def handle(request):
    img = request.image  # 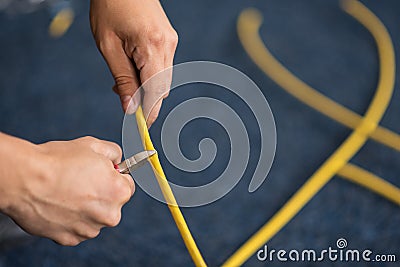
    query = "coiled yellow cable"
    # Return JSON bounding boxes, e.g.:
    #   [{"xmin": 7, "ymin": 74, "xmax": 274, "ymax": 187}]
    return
[
  {"xmin": 223, "ymin": 1, "xmax": 397, "ymax": 266},
  {"xmin": 234, "ymin": 5, "xmax": 400, "ymax": 152},
  {"xmin": 135, "ymin": 106, "xmax": 207, "ymax": 267},
  {"xmin": 235, "ymin": 2, "xmax": 400, "ymax": 204},
  {"xmin": 339, "ymin": 163, "xmax": 400, "ymax": 205}
]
